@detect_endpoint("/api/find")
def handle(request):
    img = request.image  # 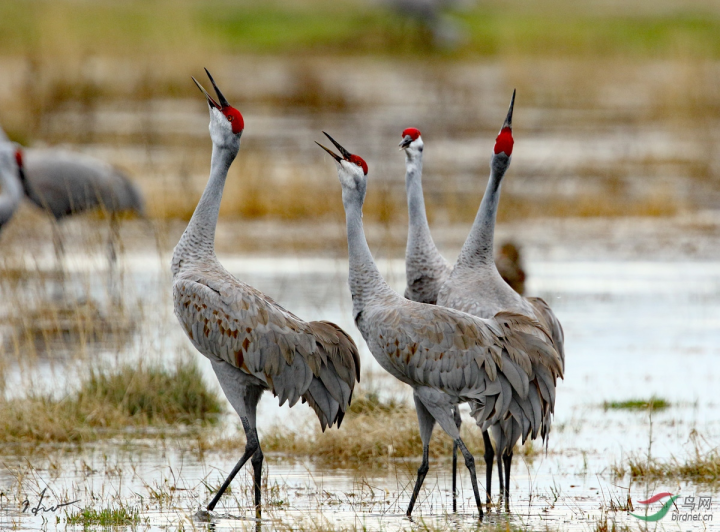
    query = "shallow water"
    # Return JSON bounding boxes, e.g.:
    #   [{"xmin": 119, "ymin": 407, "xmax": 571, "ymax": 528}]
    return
[{"xmin": 1, "ymin": 252, "xmax": 719, "ymax": 530}]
